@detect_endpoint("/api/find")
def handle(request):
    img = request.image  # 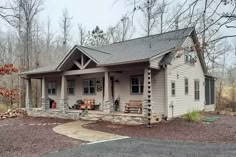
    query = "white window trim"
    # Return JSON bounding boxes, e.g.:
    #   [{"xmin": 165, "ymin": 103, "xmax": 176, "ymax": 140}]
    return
[
  {"xmin": 171, "ymin": 81, "xmax": 176, "ymax": 97},
  {"xmin": 48, "ymin": 81, "xmax": 57, "ymax": 95},
  {"xmin": 83, "ymin": 78, "xmax": 96, "ymax": 95},
  {"xmin": 194, "ymin": 79, "xmax": 200, "ymax": 101},
  {"xmin": 67, "ymin": 80, "xmax": 75, "ymax": 95},
  {"xmin": 185, "ymin": 78, "xmax": 189, "ymax": 95}
]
